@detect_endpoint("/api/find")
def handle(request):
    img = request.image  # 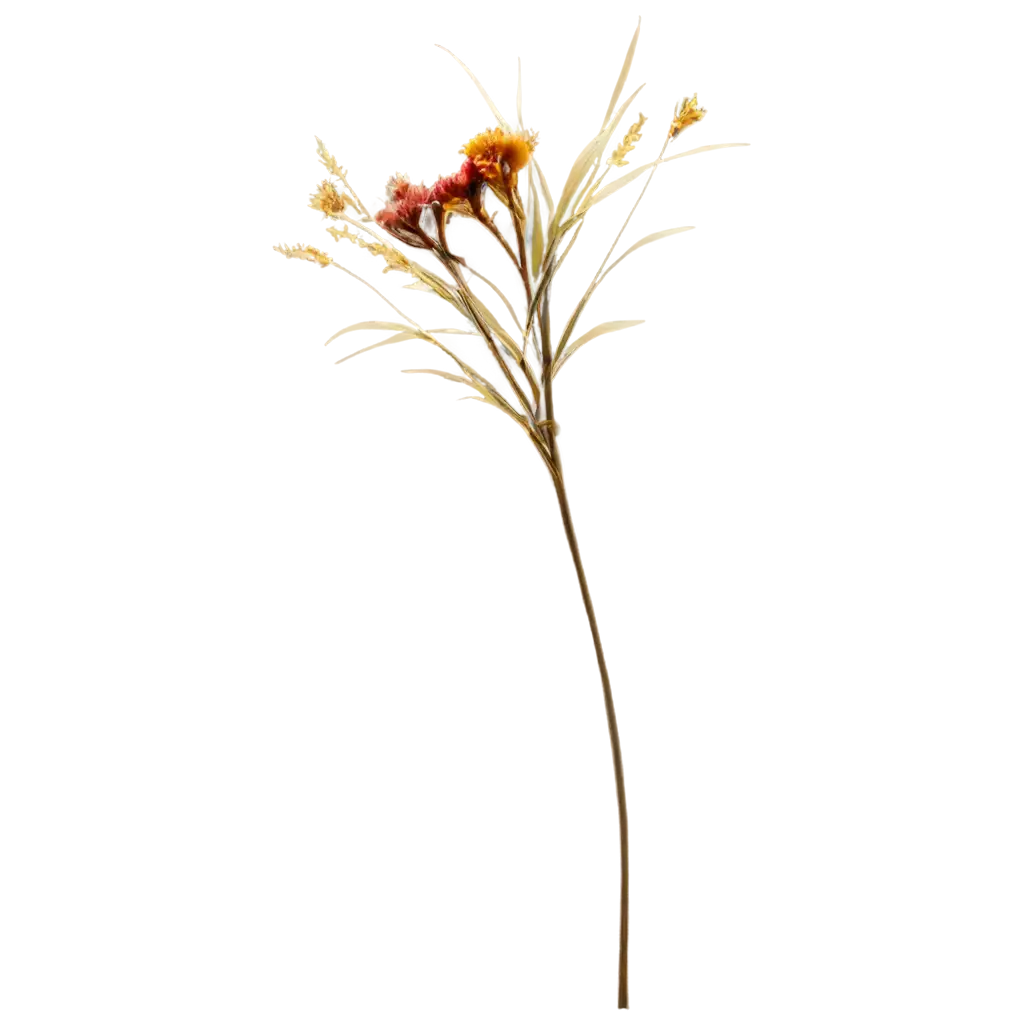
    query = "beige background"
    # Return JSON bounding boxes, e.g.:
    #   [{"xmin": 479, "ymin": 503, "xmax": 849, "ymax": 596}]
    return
[{"xmin": 2, "ymin": 8, "xmax": 1024, "ymax": 1024}]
